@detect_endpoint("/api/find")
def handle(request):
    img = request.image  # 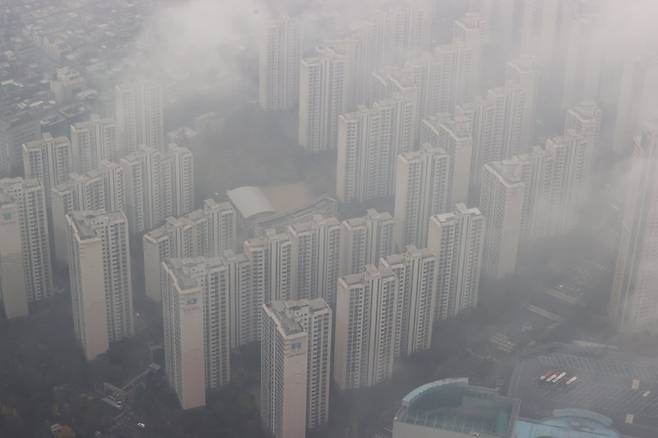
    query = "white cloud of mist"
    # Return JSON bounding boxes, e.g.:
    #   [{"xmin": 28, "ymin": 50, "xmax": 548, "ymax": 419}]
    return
[
  {"xmin": 118, "ymin": 0, "xmax": 658, "ymax": 124},
  {"xmin": 122, "ymin": 0, "xmax": 400, "ymax": 100},
  {"xmin": 594, "ymin": 0, "xmax": 658, "ymax": 55}
]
